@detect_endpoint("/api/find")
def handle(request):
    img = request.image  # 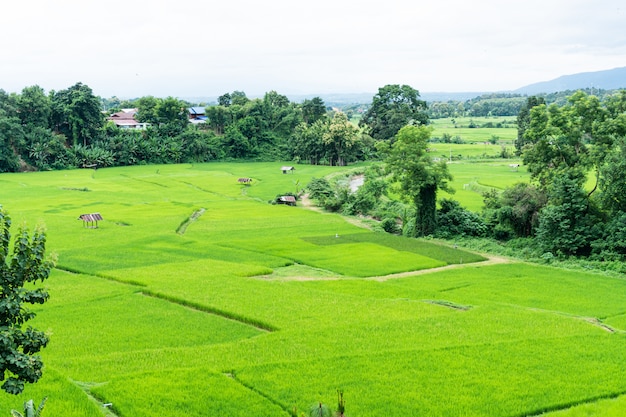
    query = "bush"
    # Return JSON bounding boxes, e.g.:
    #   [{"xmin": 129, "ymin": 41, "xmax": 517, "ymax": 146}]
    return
[{"xmin": 436, "ymin": 199, "xmax": 487, "ymax": 238}]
